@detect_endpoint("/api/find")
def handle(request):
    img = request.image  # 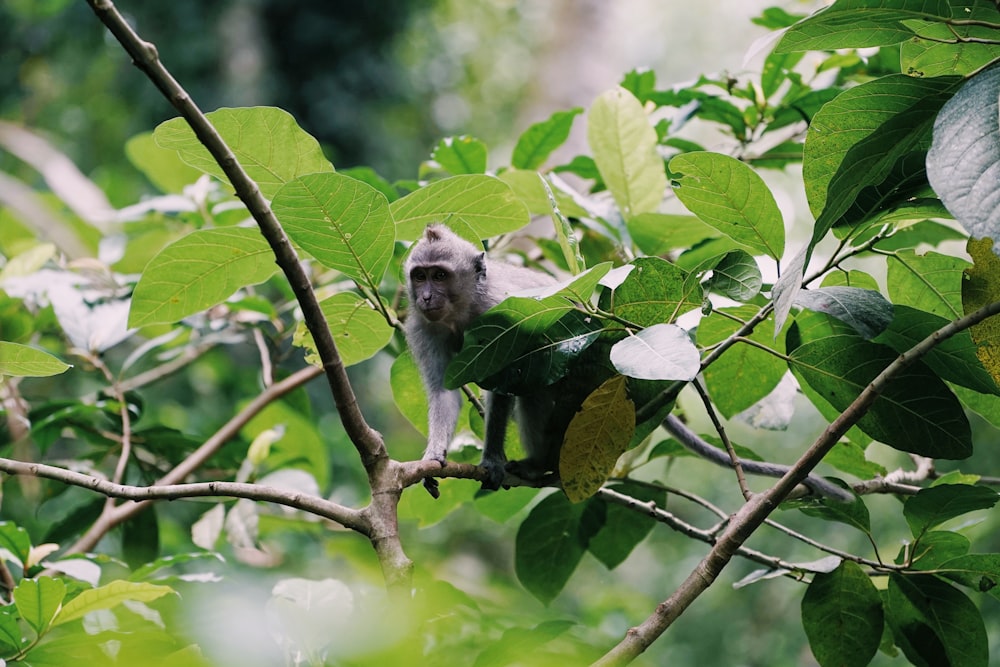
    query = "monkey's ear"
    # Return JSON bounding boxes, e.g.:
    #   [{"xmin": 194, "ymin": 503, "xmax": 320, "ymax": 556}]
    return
[
  {"xmin": 474, "ymin": 252, "xmax": 487, "ymax": 276},
  {"xmin": 424, "ymin": 224, "xmax": 443, "ymax": 241}
]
